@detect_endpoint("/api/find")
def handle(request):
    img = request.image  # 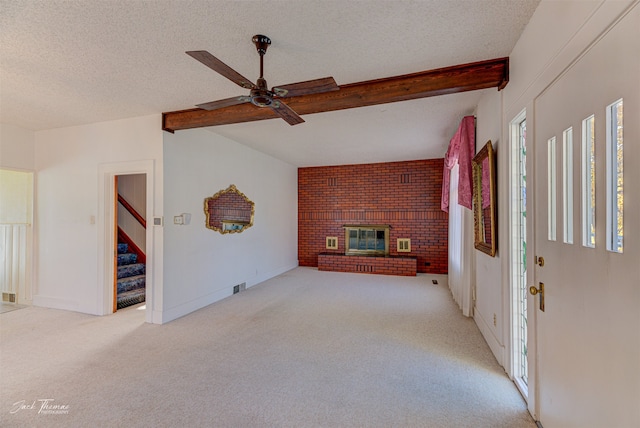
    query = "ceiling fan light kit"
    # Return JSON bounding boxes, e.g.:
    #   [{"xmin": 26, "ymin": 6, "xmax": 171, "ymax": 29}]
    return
[{"xmin": 186, "ymin": 34, "xmax": 340, "ymax": 126}]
